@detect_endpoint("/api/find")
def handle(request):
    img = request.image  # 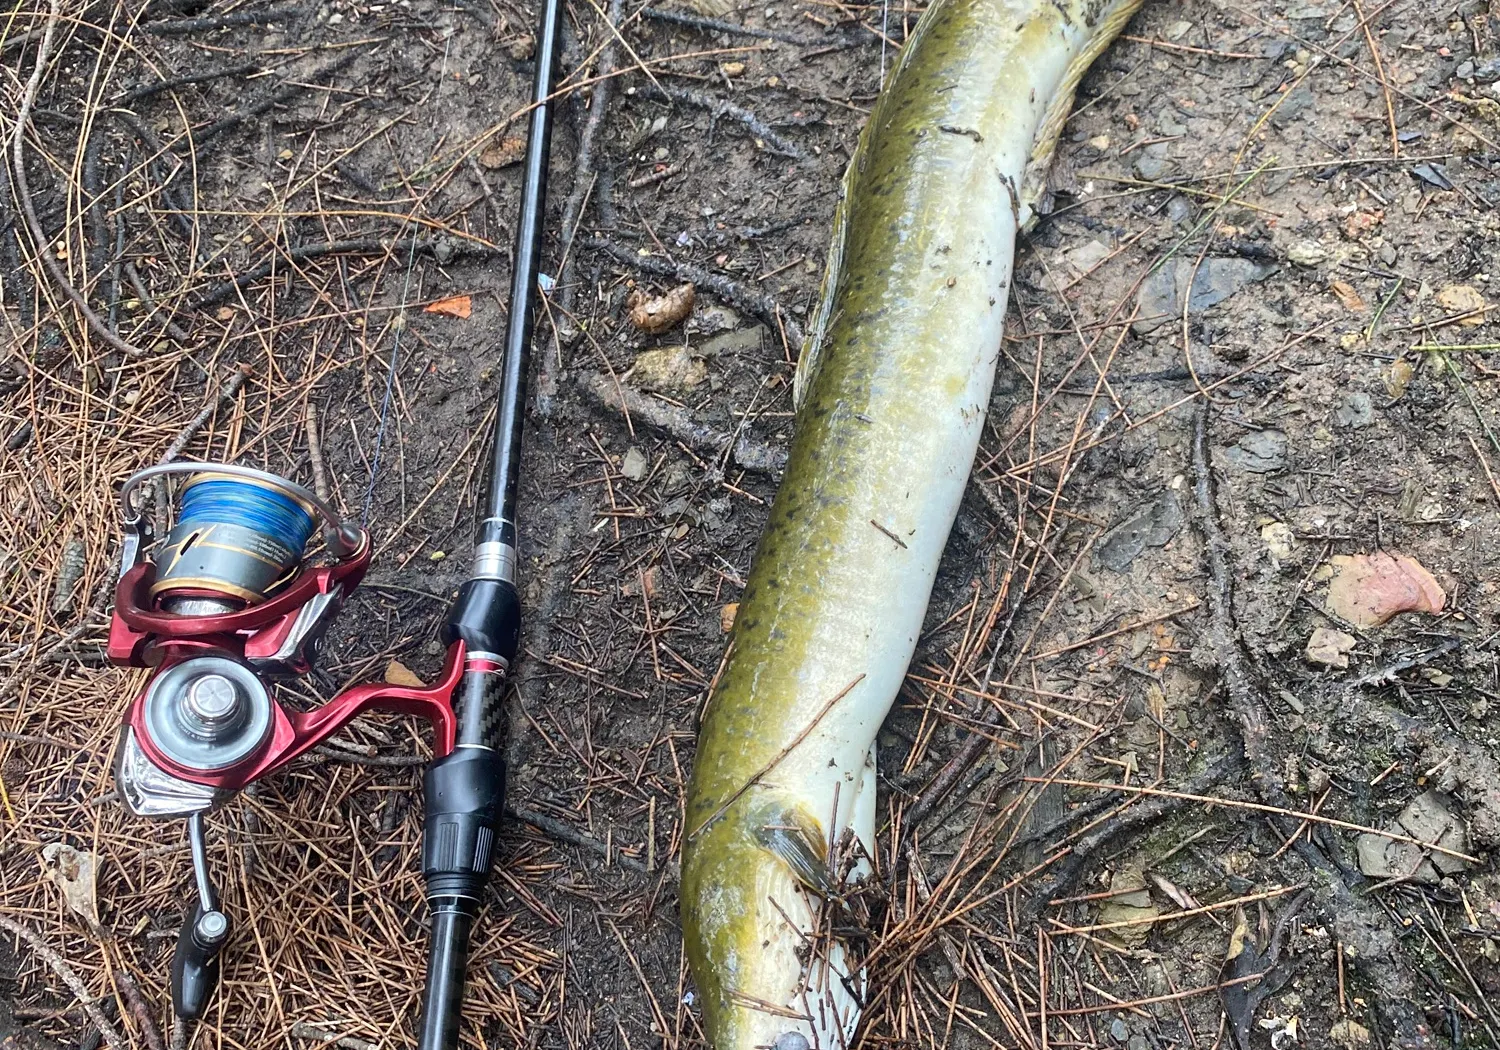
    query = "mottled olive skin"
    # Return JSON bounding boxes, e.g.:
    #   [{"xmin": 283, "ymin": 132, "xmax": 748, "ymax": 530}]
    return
[{"xmin": 680, "ymin": 0, "xmax": 1142, "ymax": 1045}]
